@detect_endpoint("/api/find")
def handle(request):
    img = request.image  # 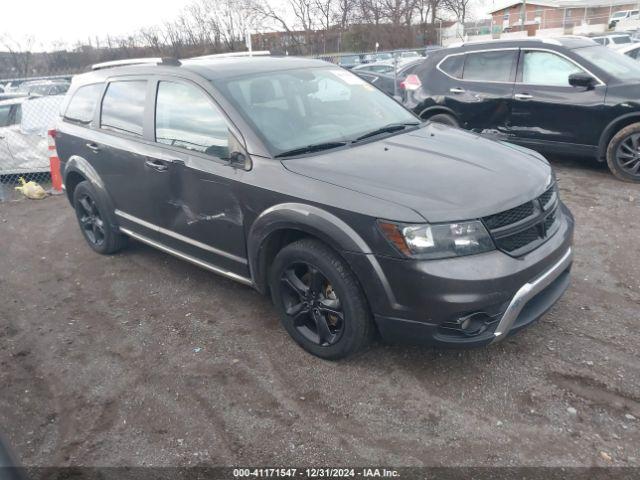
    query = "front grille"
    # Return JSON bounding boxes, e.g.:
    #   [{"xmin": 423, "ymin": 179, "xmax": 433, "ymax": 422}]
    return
[
  {"xmin": 482, "ymin": 184, "xmax": 560, "ymax": 256},
  {"xmin": 483, "ymin": 202, "xmax": 535, "ymax": 230}
]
